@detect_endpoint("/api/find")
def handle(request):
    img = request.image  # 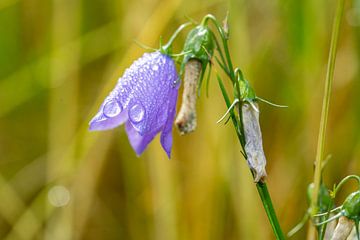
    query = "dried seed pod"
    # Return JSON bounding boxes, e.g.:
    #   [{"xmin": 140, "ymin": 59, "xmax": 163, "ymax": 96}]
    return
[
  {"xmin": 175, "ymin": 59, "xmax": 202, "ymax": 134},
  {"xmin": 331, "ymin": 216, "xmax": 354, "ymax": 240},
  {"xmin": 175, "ymin": 24, "xmax": 214, "ymax": 135},
  {"xmin": 346, "ymin": 226, "xmax": 359, "ymax": 240},
  {"xmin": 242, "ymin": 102, "xmax": 267, "ymax": 182},
  {"xmin": 324, "ymin": 214, "xmax": 337, "ymax": 240}
]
